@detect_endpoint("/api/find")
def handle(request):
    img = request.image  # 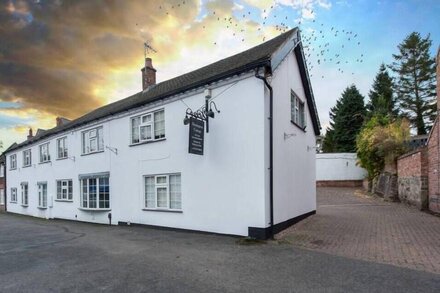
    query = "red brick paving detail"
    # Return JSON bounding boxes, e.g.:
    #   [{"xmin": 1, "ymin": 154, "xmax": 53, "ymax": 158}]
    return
[{"xmin": 277, "ymin": 187, "xmax": 440, "ymax": 274}]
